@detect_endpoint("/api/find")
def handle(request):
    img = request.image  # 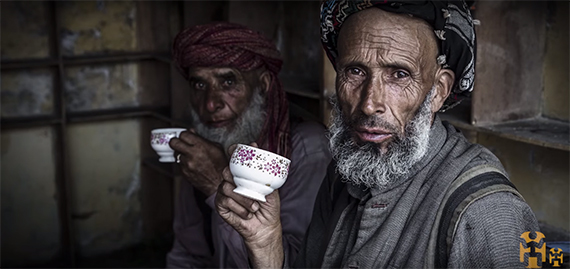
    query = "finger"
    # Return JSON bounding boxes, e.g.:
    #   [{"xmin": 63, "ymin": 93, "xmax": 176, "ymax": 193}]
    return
[
  {"xmin": 217, "ymin": 203, "xmax": 253, "ymax": 224},
  {"xmin": 178, "ymin": 130, "xmax": 203, "ymax": 145},
  {"xmin": 189, "ymin": 128, "xmax": 196, "ymax": 133},
  {"xmin": 222, "ymin": 167, "xmax": 236, "ymax": 184},
  {"xmin": 221, "ymin": 177, "xmax": 260, "ymax": 213},
  {"xmin": 227, "ymin": 144, "xmax": 238, "ymax": 156},
  {"xmin": 258, "ymin": 190, "xmax": 280, "ymax": 212},
  {"xmin": 249, "ymin": 142, "xmax": 259, "ymax": 148},
  {"xmin": 169, "ymin": 136, "xmax": 194, "ymax": 154},
  {"xmin": 217, "ymin": 182, "xmax": 254, "ymax": 219}
]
